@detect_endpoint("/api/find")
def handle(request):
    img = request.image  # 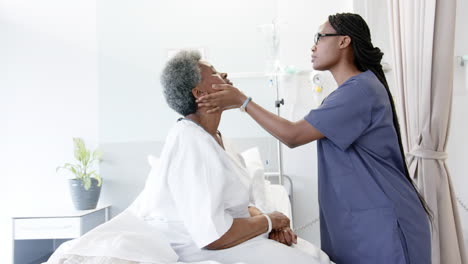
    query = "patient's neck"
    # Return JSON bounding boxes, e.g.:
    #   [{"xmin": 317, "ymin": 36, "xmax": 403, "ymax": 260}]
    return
[{"xmin": 185, "ymin": 112, "xmax": 221, "ymax": 137}]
